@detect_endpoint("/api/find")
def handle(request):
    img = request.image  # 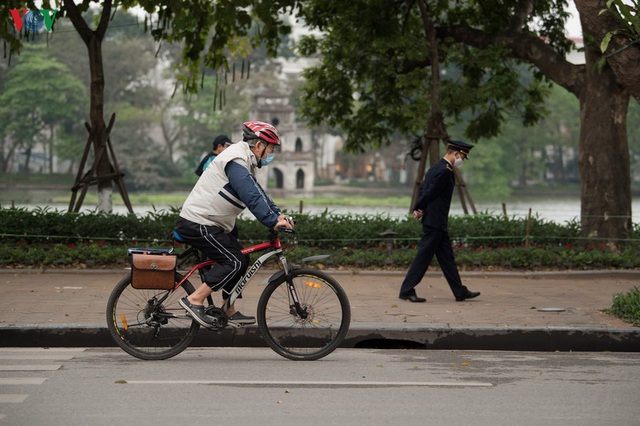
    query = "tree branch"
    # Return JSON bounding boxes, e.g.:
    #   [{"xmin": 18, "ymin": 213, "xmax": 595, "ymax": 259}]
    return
[
  {"xmin": 96, "ymin": 0, "xmax": 113, "ymax": 39},
  {"xmin": 62, "ymin": 0, "xmax": 90, "ymax": 43},
  {"xmin": 508, "ymin": 0, "xmax": 534, "ymax": 33},
  {"xmin": 437, "ymin": 25, "xmax": 585, "ymax": 97},
  {"xmin": 574, "ymin": 0, "xmax": 640, "ymax": 100},
  {"xmin": 62, "ymin": 0, "xmax": 112, "ymax": 42}
]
